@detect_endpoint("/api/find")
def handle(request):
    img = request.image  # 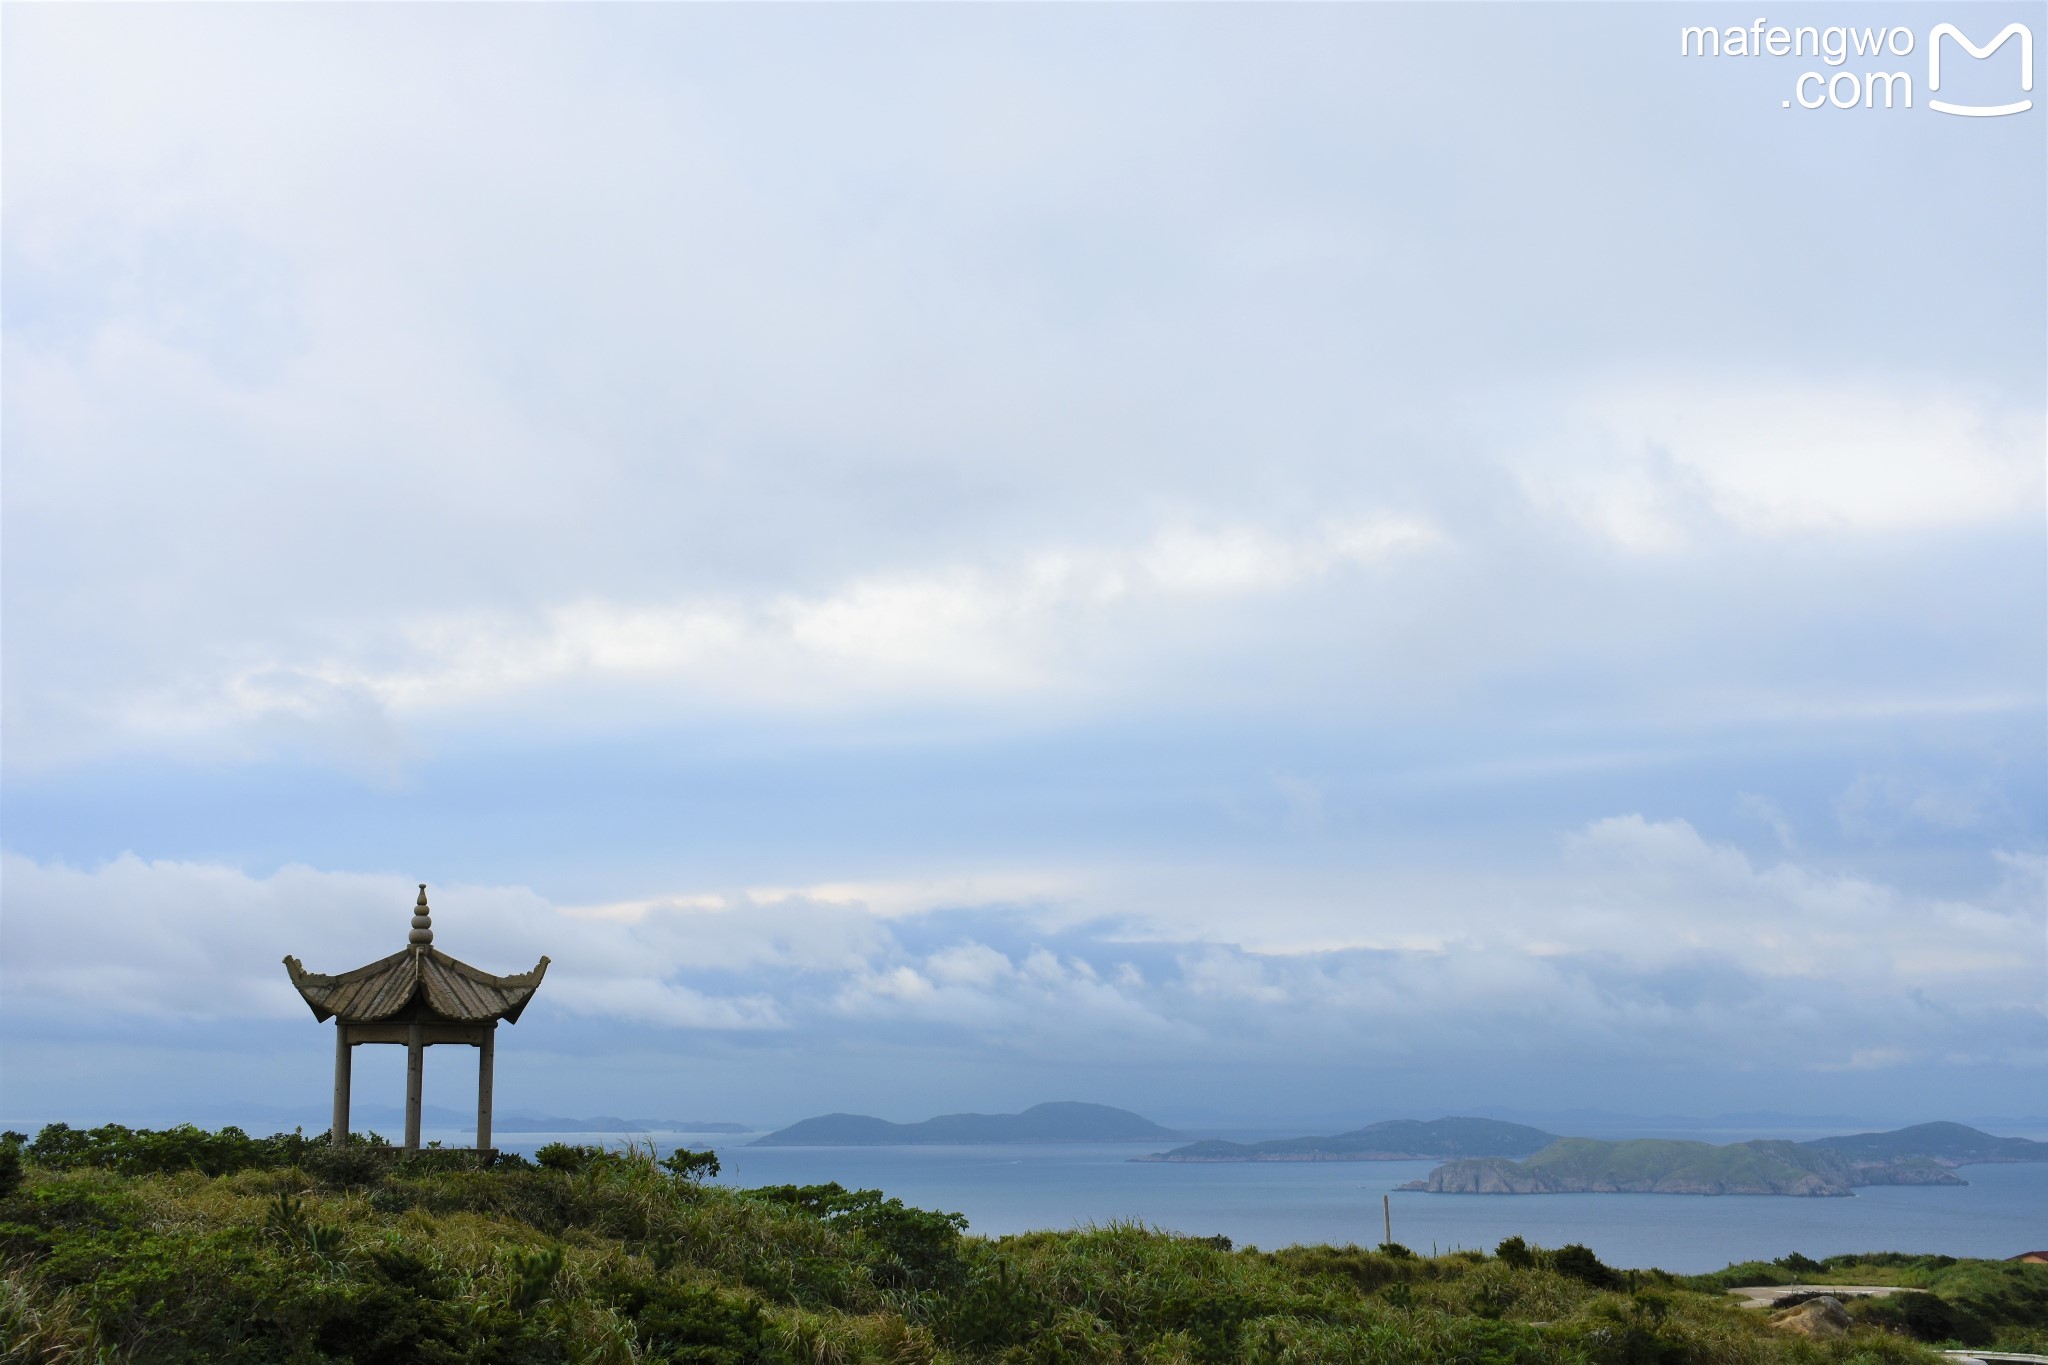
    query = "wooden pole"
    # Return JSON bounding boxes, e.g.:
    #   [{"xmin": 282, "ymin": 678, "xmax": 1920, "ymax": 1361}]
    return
[
  {"xmin": 405, "ymin": 1022, "xmax": 425, "ymax": 1151},
  {"xmin": 476, "ymin": 1026, "xmax": 495, "ymax": 1152},
  {"xmin": 331, "ymin": 1022, "xmax": 351, "ymax": 1147},
  {"xmin": 1383, "ymin": 1194, "xmax": 1391, "ymax": 1248}
]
